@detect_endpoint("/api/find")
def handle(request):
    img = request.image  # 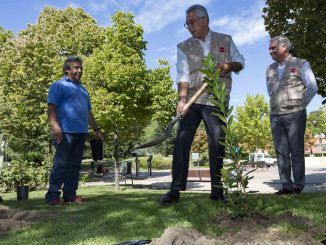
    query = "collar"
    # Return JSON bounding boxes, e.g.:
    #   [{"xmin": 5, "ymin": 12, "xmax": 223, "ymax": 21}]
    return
[
  {"xmin": 63, "ymin": 76, "xmax": 81, "ymax": 84},
  {"xmin": 278, "ymin": 54, "xmax": 292, "ymax": 67},
  {"xmin": 194, "ymin": 30, "xmax": 211, "ymax": 43}
]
